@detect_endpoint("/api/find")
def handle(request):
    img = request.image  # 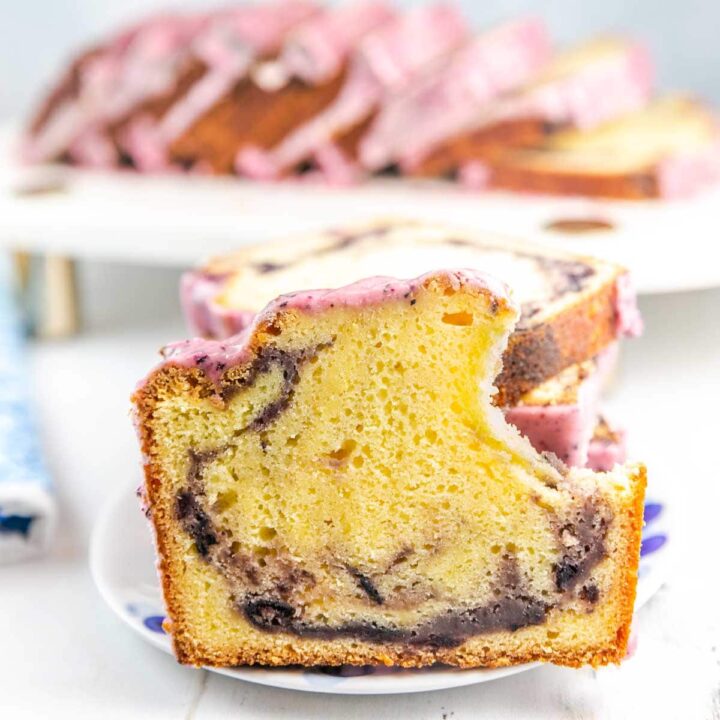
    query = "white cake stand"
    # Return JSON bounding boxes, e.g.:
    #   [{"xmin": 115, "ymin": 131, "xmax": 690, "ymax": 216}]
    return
[{"xmin": 2, "ymin": 124, "xmax": 720, "ymax": 333}]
